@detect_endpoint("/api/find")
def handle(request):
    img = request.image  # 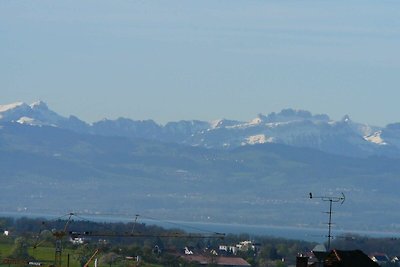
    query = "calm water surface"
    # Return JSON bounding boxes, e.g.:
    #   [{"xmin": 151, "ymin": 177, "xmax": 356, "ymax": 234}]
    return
[{"xmin": 2, "ymin": 211, "xmax": 400, "ymax": 243}]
